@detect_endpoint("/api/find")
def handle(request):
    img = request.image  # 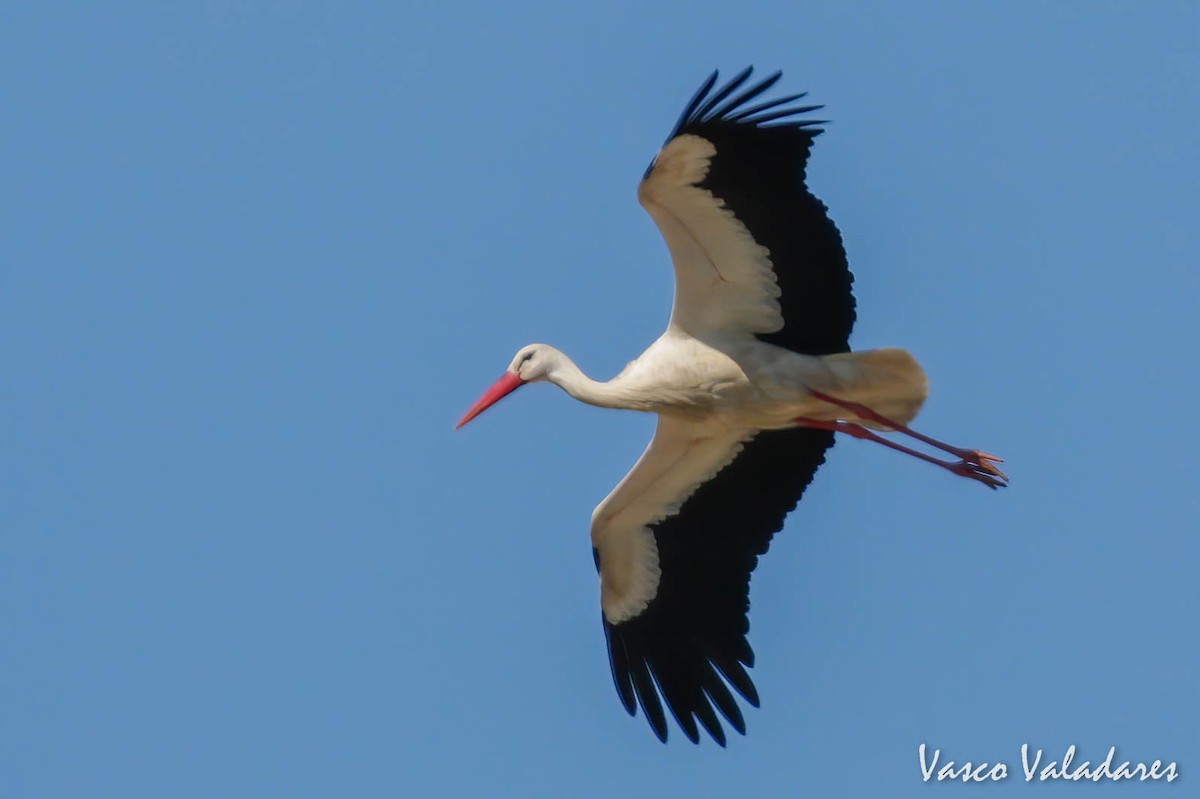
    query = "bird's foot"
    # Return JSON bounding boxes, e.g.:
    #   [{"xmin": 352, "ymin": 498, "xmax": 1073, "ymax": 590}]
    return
[{"xmin": 946, "ymin": 450, "xmax": 1008, "ymax": 490}]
